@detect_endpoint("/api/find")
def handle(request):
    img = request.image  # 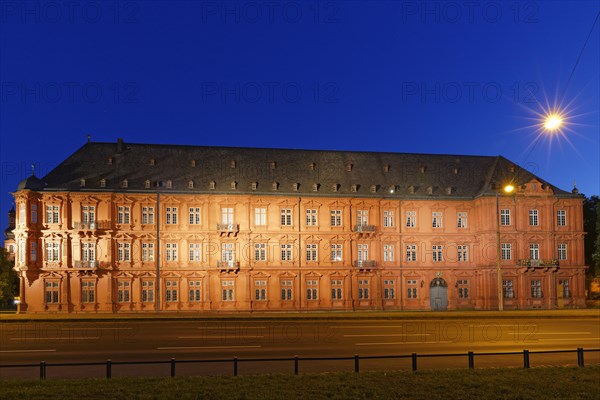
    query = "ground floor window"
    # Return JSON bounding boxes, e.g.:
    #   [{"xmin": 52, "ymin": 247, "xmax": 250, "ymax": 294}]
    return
[
  {"xmin": 503, "ymin": 280, "xmax": 514, "ymax": 299},
  {"xmin": 166, "ymin": 280, "xmax": 178, "ymax": 302},
  {"xmin": 189, "ymin": 280, "xmax": 201, "ymax": 302},
  {"xmin": 254, "ymin": 280, "xmax": 267, "ymax": 301},
  {"xmin": 45, "ymin": 280, "xmax": 59, "ymax": 304},
  {"xmin": 117, "ymin": 281, "xmax": 130, "ymax": 303},
  {"xmin": 331, "ymin": 279, "xmax": 343, "ymax": 300},
  {"xmin": 142, "ymin": 280, "xmax": 155, "ymax": 303},
  {"xmin": 358, "ymin": 279, "xmax": 370, "ymax": 299},
  {"xmin": 222, "ymin": 280, "xmax": 234, "ymax": 301},
  {"xmin": 407, "ymin": 279, "xmax": 418, "ymax": 299},
  {"xmin": 531, "ymin": 279, "xmax": 542, "ymax": 298},
  {"xmin": 306, "ymin": 279, "xmax": 318, "ymax": 300},
  {"xmin": 81, "ymin": 281, "xmax": 95, "ymax": 303},
  {"xmin": 384, "ymin": 279, "xmax": 395, "ymax": 299},
  {"xmin": 281, "ymin": 280, "xmax": 293, "ymax": 300},
  {"xmin": 457, "ymin": 279, "xmax": 469, "ymax": 299},
  {"xmin": 559, "ymin": 279, "xmax": 570, "ymax": 298}
]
